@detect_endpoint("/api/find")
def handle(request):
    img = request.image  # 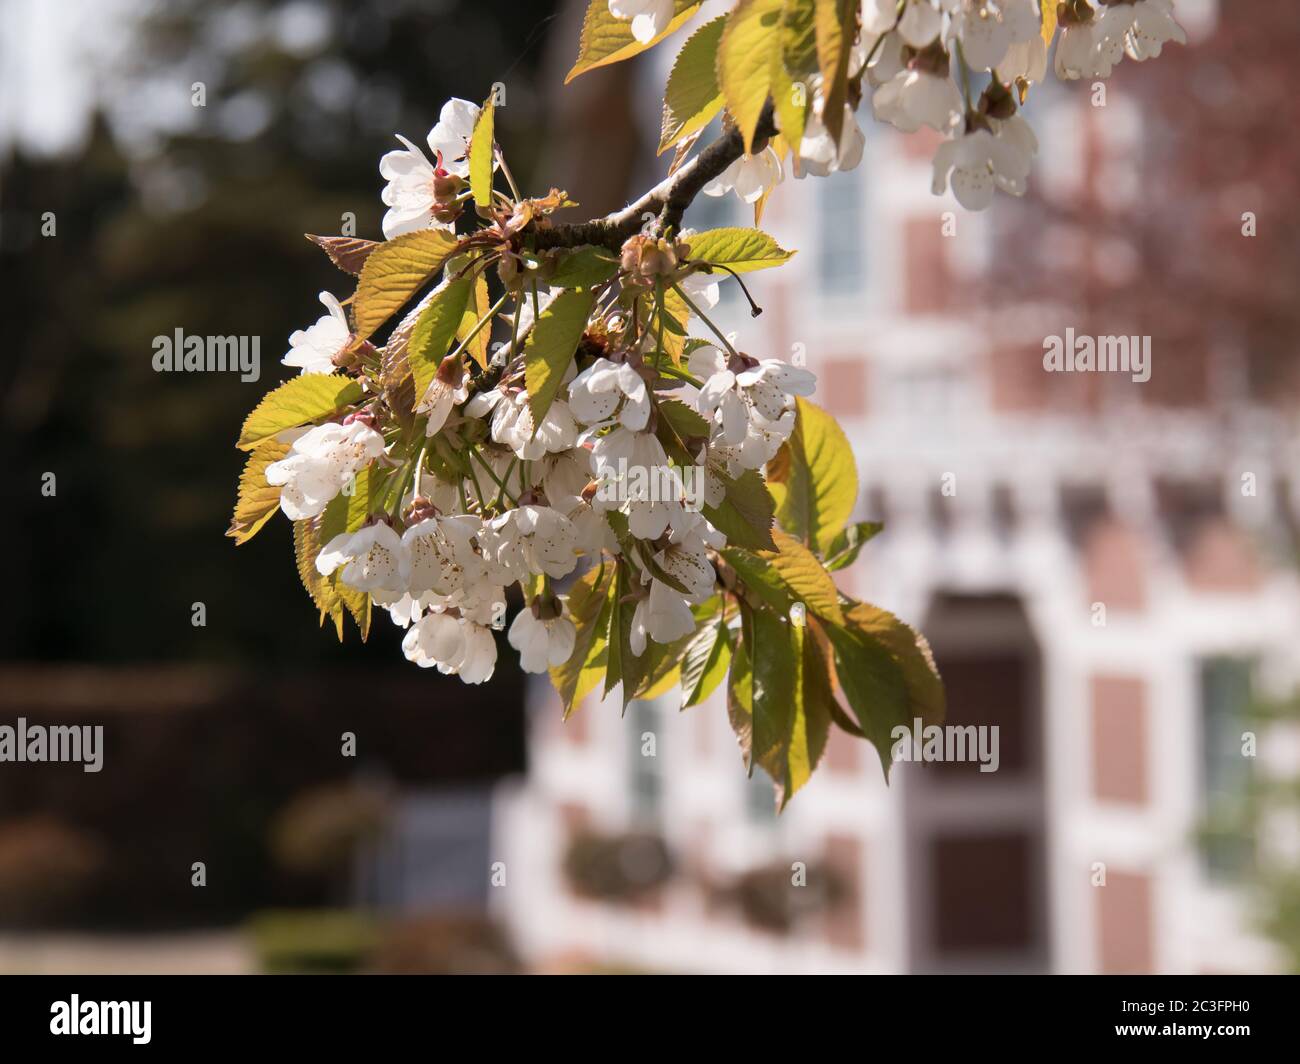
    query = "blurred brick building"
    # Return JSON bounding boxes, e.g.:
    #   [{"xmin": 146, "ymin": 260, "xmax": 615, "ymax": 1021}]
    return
[{"xmin": 495, "ymin": 0, "xmax": 1300, "ymax": 973}]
